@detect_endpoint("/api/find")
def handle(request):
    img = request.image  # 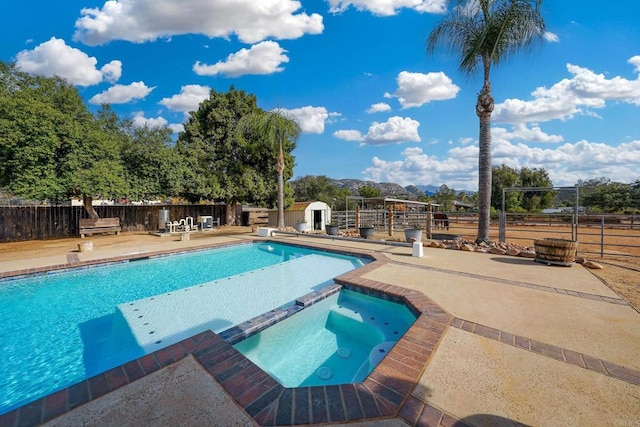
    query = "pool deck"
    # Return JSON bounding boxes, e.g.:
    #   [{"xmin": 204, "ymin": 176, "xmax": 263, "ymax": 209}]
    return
[{"xmin": 1, "ymin": 231, "xmax": 639, "ymax": 426}]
